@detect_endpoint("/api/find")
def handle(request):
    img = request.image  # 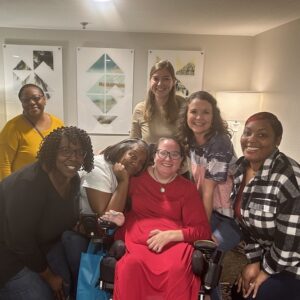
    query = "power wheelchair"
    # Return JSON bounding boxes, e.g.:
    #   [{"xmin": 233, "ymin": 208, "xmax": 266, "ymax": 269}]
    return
[{"xmin": 80, "ymin": 213, "xmax": 224, "ymax": 300}]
